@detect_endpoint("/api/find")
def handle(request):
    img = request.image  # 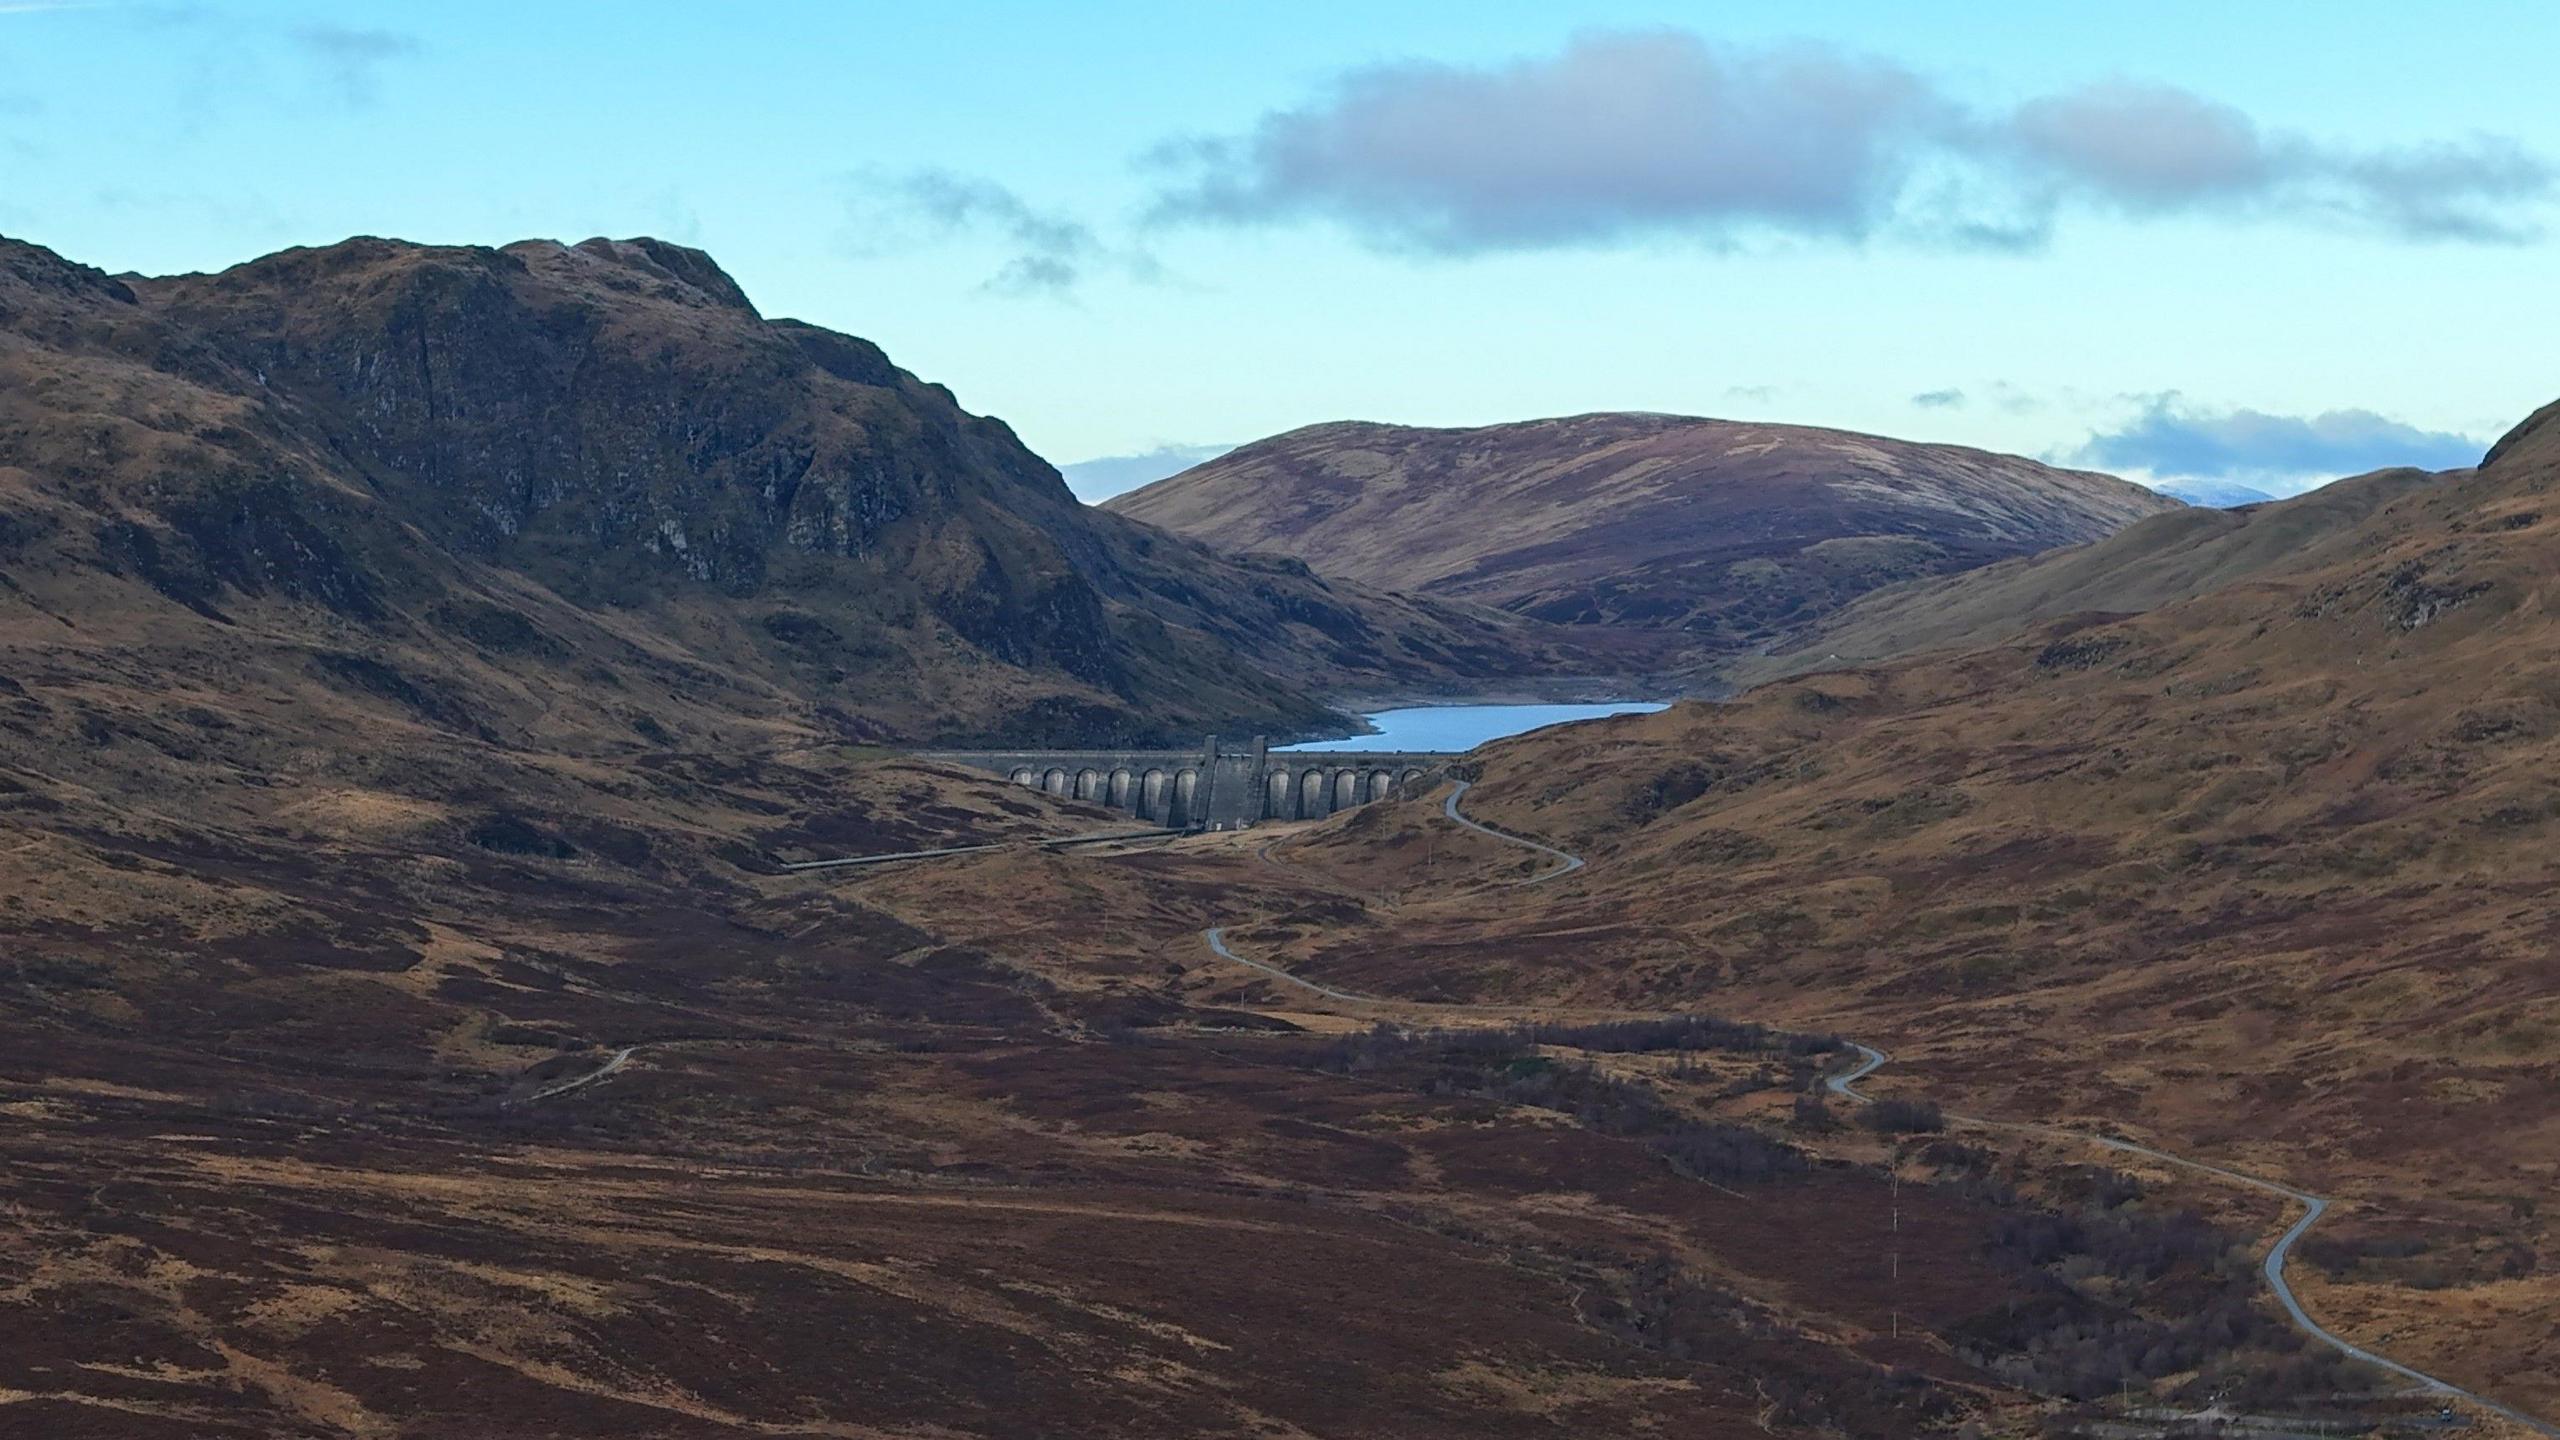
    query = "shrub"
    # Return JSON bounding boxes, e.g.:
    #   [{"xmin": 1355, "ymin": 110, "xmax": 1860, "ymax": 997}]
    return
[
  {"xmin": 1858, "ymin": 1097, "xmax": 1945, "ymax": 1134},
  {"xmin": 1301, "ymin": 1022, "xmax": 1813, "ymax": 1185}
]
